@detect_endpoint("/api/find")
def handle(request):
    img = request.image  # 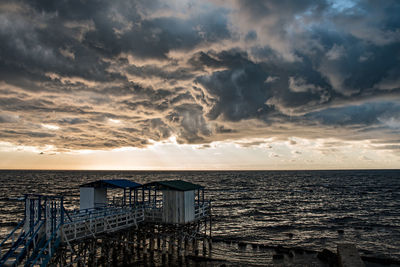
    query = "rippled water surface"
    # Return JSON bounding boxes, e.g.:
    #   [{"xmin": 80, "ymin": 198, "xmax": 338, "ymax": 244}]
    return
[{"xmin": 0, "ymin": 170, "xmax": 399, "ymax": 264}]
